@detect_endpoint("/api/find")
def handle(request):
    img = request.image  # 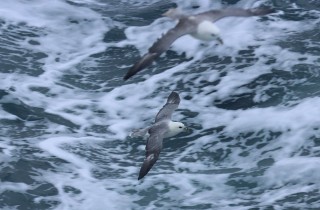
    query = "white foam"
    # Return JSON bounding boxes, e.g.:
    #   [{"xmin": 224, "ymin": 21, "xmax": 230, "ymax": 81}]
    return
[
  {"xmin": 39, "ymin": 136, "xmax": 95, "ymax": 179},
  {"xmin": 0, "ymin": 0, "xmax": 110, "ymax": 101},
  {"xmin": 0, "ymin": 182, "xmax": 30, "ymax": 193},
  {"xmin": 263, "ymin": 157, "xmax": 320, "ymax": 187}
]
